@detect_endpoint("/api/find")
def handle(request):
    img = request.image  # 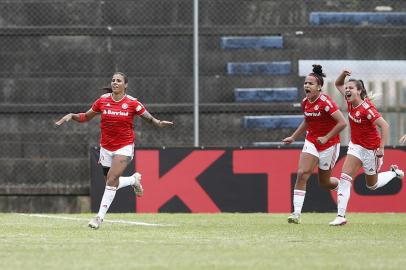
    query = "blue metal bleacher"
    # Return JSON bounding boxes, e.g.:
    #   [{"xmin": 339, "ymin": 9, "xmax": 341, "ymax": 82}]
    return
[
  {"xmin": 220, "ymin": 36, "xmax": 283, "ymax": 50},
  {"xmin": 227, "ymin": 61, "xmax": 291, "ymax": 75},
  {"xmin": 310, "ymin": 12, "xmax": 406, "ymax": 26},
  {"xmin": 243, "ymin": 115, "xmax": 304, "ymax": 129},
  {"xmin": 235, "ymin": 87, "xmax": 298, "ymax": 102}
]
